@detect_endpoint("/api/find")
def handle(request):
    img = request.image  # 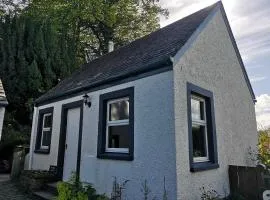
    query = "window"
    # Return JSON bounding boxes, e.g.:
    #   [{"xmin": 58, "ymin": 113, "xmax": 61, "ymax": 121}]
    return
[
  {"xmin": 191, "ymin": 96, "xmax": 209, "ymax": 162},
  {"xmin": 35, "ymin": 107, "xmax": 54, "ymax": 154},
  {"xmin": 40, "ymin": 113, "xmax": 52, "ymax": 149},
  {"xmin": 187, "ymin": 83, "xmax": 218, "ymax": 172},
  {"xmin": 106, "ymin": 98, "xmax": 129, "ymax": 153},
  {"xmin": 97, "ymin": 87, "xmax": 134, "ymax": 160}
]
